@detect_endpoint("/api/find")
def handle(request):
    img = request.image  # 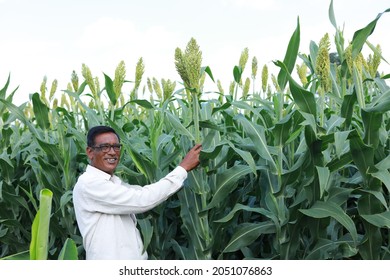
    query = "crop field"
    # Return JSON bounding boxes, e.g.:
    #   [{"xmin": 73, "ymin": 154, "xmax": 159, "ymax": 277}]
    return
[{"xmin": 1, "ymin": 2, "xmax": 390, "ymax": 260}]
